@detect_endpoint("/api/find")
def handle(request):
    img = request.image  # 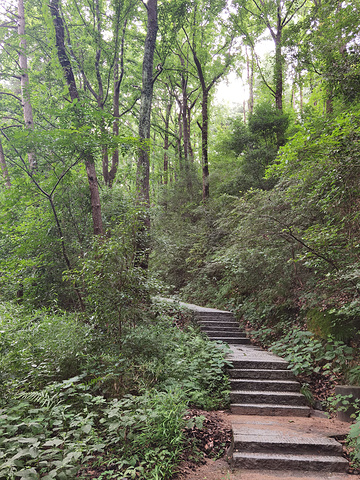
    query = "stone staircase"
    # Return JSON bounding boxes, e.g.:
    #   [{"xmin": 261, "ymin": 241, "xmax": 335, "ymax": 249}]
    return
[
  {"xmin": 229, "ymin": 350, "xmax": 311, "ymax": 417},
  {"xmin": 196, "ymin": 310, "xmax": 251, "ymax": 345},
  {"xmin": 194, "ymin": 306, "xmax": 349, "ymax": 473},
  {"xmin": 229, "ymin": 416, "xmax": 349, "ymax": 472}
]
